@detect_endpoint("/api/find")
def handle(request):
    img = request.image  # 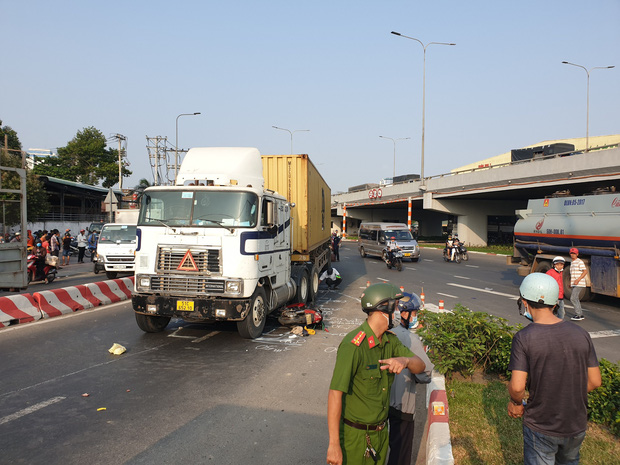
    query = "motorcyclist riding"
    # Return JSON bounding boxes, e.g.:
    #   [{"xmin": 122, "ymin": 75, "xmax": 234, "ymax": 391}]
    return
[
  {"xmin": 451, "ymin": 235, "xmax": 461, "ymax": 261},
  {"xmin": 386, "ymin": 236, "xmax": 400, "ymax": 263}
]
